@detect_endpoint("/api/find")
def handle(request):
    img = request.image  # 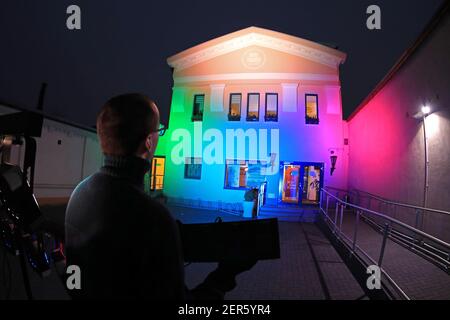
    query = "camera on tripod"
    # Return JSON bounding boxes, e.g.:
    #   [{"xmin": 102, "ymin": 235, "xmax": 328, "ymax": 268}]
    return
[
  {"xmin": 0, "ymin": 162, "xmax": 52, "ymax": 276},
  {"xmin": 0, "ymin": 110, "xmax": 65, "ymax": 299}
]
